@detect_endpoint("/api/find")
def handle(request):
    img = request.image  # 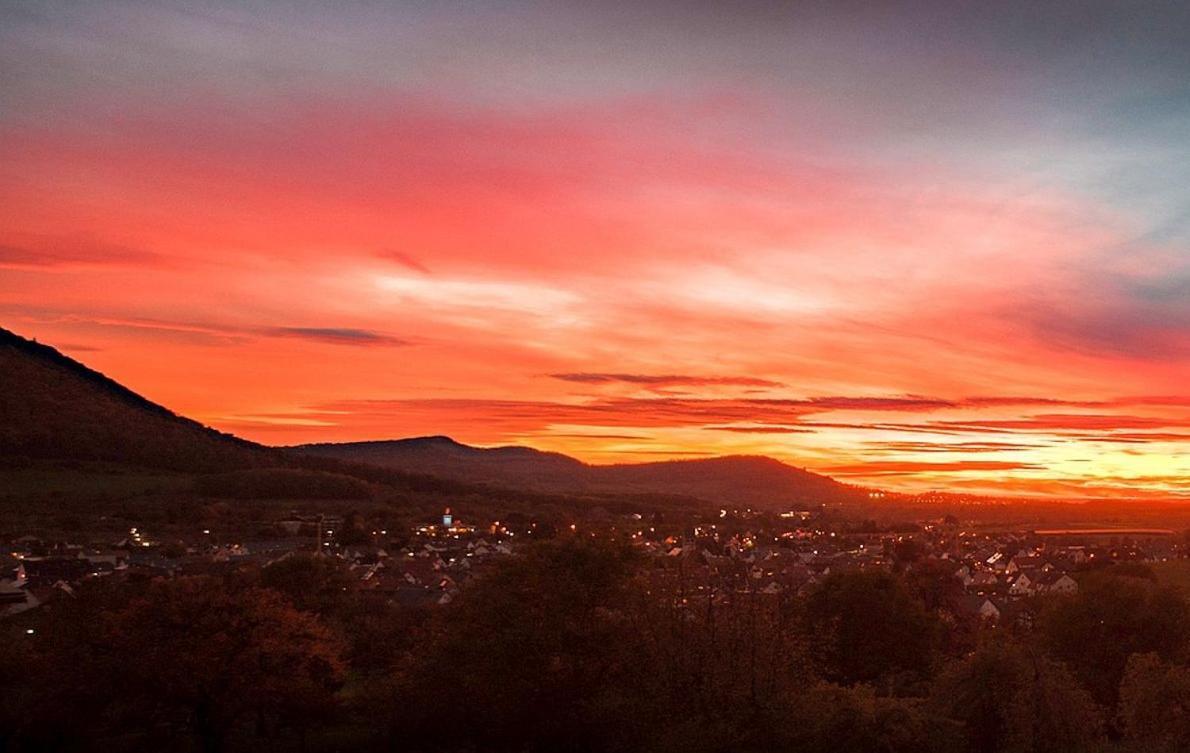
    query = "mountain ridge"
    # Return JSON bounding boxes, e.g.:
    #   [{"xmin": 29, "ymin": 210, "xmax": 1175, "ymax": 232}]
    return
[
  {"xmin": 0, "ymin": 325, "xmax": 862, "ymax": 507},
  {"xmin": 293, "ymin": 436, "xmax": 861, "ymax": 508}
]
